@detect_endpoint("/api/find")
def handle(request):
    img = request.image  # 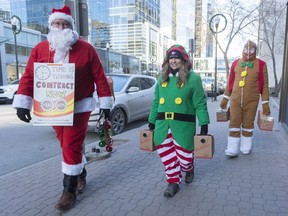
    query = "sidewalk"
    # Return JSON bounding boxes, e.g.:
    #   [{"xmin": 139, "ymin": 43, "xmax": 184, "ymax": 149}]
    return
[{"xmin": 0, "ymin": 96, "xmax": 288, "ymax": 216}]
